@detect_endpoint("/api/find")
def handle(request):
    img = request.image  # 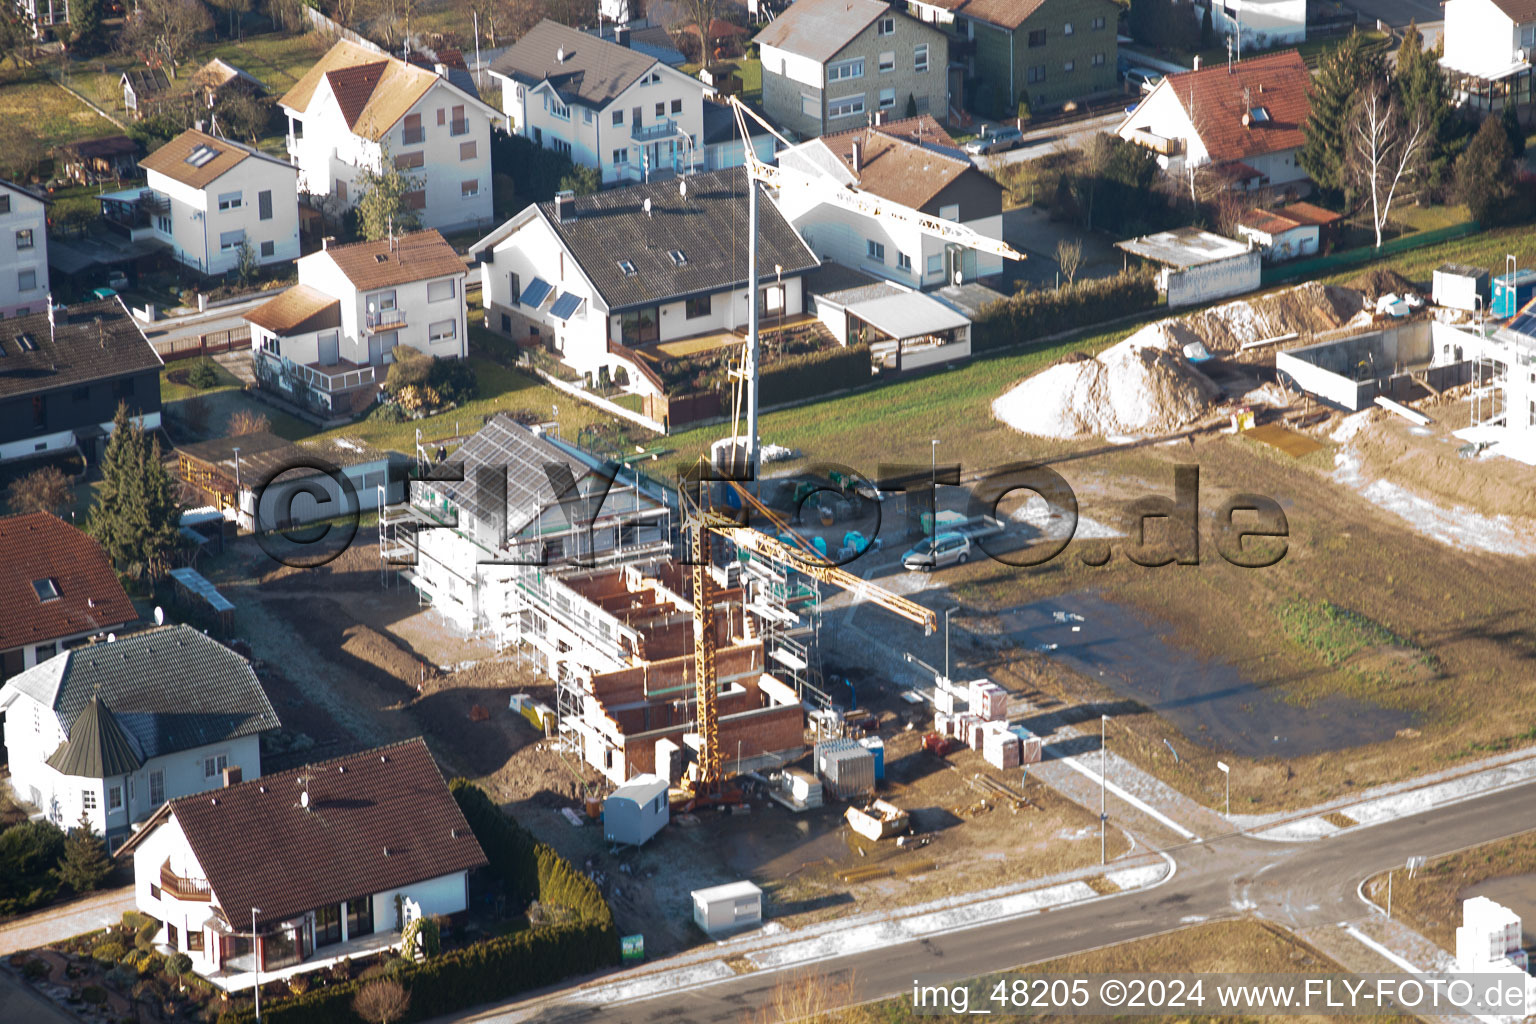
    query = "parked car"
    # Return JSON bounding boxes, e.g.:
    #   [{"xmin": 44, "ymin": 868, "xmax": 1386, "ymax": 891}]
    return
[
  {"xmin": 902, "ymin": 531, "xmax": 972, "ymax": 572},
  {"xmin": 1124, "ymin": 67, "xmax": 1163, "ymax": 93},
  {"xmin": 962, "ymin": 125, "xmax": 1025, "ymax": 156}
]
